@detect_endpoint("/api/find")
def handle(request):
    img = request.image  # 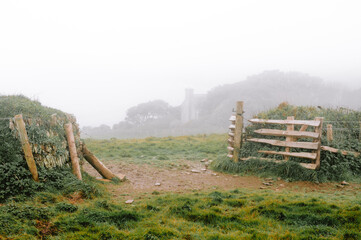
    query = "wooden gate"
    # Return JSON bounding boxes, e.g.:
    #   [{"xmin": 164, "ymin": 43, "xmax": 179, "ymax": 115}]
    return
[{"xmin": 246, "ymin": 117, "xmax": 323, "ymax": 169}]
